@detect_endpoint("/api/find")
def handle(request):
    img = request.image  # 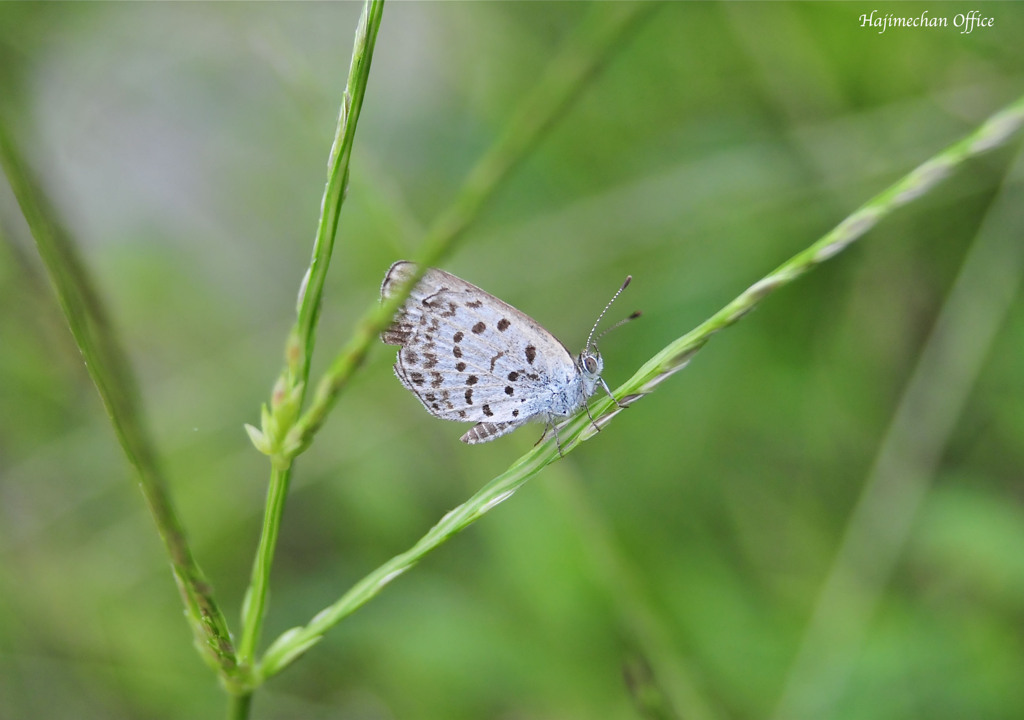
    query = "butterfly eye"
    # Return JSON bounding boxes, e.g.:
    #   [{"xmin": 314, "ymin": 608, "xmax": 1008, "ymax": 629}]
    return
[{"xmin": 583, "ymin": 355, "xmax": 599, "ymax": 374}]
